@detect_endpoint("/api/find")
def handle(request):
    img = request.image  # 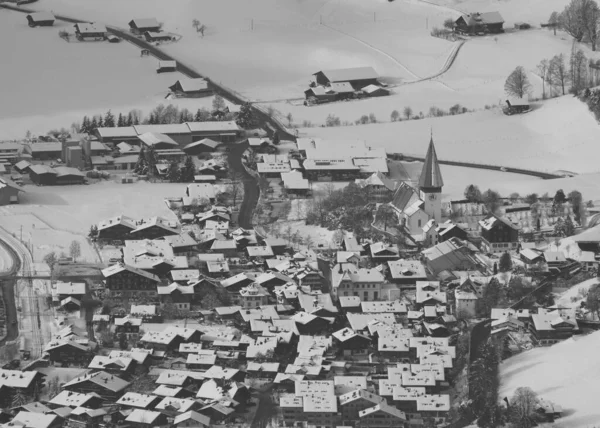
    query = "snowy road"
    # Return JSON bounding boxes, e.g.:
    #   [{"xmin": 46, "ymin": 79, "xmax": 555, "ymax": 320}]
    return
[{"xmin": 0, "ymin": 242, "xmax": 14, "ymax": 275}]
